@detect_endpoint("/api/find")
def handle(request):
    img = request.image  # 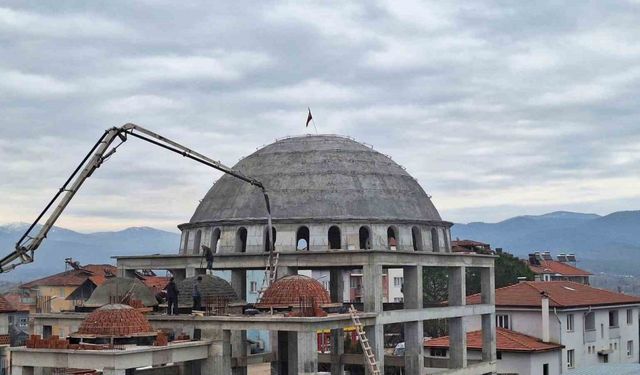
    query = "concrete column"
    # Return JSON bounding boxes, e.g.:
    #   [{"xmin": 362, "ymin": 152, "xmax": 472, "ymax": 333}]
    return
[
  {"xmin": 448, "ymin": 266, "xmax": 467, "ymax": 369},
  {"xmin": 231, "ymin": 330, "xmax": 247, "ymax": 375},
  {"xmin": 448, "ymin": 317, "xmax": 467, "ymax": 369},
  {"xmin": 102, "ymin": 369, "xmax": 126, "ymax": 375},
  {"xmin": 117, "ymin": 268, "xmax": 137, "ymax": 278},
  {"xmin": 12, "ymin": 366, "xmax": 34, "ymax": 375},
  {"xmin": 481, "ymin": 313, "xmax": 497, "ymax": 362},
  {"xmin": 272, "ymin": 331, "xmax": 288, "ymax": 375},
  {"xmin": 231, "ymin": 270, "xmax": 247, "ymax": 300},
  {"xmin": 403, "ymin": 266, "xmax": 423, "ymax": 375},
  {"xmin": 330, "ymin": 328, "xmax": 345, "ymax": 375},
  {"xmin": 329, "ymin": 269, "xmax": 344, "ymax": 303},
  {"xmin": 480, "ymin": 267, "xmax": 495, "ymax": 305},
  {"xmin": 196, "ymin": 328, "xmax": 228, "ymax": 375},
  {"xmin": 448, "ymin": 266, "xmax": 466, "ymax": 307},
  {"xmin": 296, "ymin": 331, "xmax": 319, "ymax": 375},
  {"xmin": 364, "ymin": 324, "xmax": 384, "ymax": 375},
  {"xmin": 363, "ymin": 263, "xmax": 383, "ymax": 312}
]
